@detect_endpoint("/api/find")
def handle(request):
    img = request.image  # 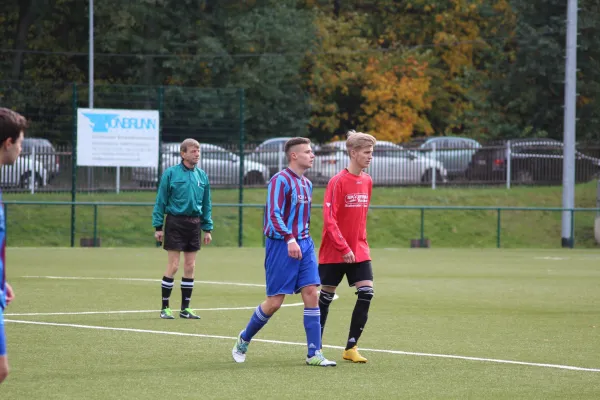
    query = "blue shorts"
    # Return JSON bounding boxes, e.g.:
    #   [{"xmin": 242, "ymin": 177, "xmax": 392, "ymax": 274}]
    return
[
  {"xmin": 264, "ymin": 237, "xmax": 320, "ymax": 296},
  {"xmin": 0, "ymin": 308, "xmax": 5, "ymax": 356}
]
